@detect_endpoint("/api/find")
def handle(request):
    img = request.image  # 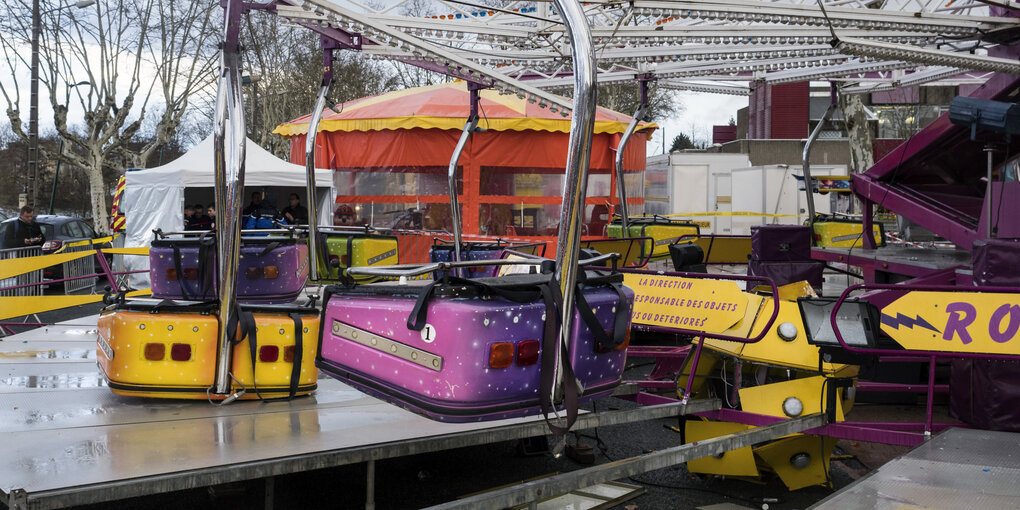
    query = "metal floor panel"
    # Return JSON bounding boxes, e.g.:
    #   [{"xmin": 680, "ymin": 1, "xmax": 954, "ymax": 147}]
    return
[
  {"xmin": 1, "ymin": 319, "xmax": 100, "ymax": 342},
  {"xmin": 0, "ymin": 315, "xmax": 702, "ymax": 509},
  {"xmin": 0, "ymin": 379, "xmax": 378, "ymax": 433},
  {"xmin": 812, "ymin": 428, "xmax": 1020, "ymax": 509}
]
